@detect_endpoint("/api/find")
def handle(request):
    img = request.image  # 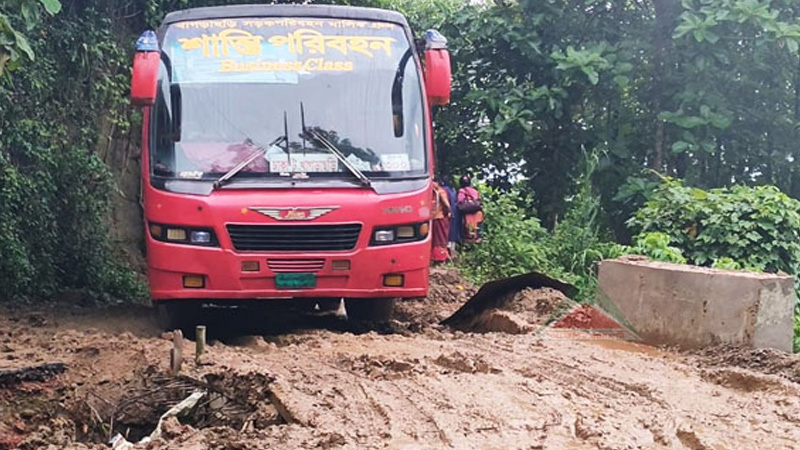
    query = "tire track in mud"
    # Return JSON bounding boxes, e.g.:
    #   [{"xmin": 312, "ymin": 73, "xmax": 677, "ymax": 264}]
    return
[
  {"xmin": 457, "ymin": 334, "xmax": 672, "ymax": 408},
  {"xmin": 362, "ymin": 378, "xmax": 454, "ymax": 447},
  {"xmin": 293, "ymin": 331, "xmax": 794, "ymax": 449},
  {"xmin": 218, "ymin": 340, "xmax": 459, "ymax": 447},
  {"xmin": 451, "ymin": 333, "xmax": 800, "ymax": 448},
  {"xmin": 320, "ymin": 357, "xmax": 458, "ymax": 446},
  {"xmin": 219, "ymin": 334, "xmax": 569, "ymax": 448},
  {"xmin": 113, "ymin": 329, "xmax": 800, "ymax": 449},
  {"xmin": 6, "ymin": 303, "xmax": 800, "ymax": 450},
  {"xmin": 442, "ymin": 335, "xmax": 668, "ymax": 447}
]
